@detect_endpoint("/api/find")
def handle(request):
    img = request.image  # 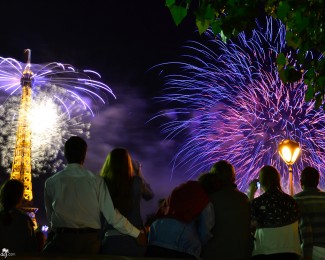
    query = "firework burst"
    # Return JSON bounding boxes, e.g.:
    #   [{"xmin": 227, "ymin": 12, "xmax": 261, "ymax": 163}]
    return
[
  {"xmin": 156, "ymin": 17, "xmax": 325, "ymax": 192},
  {"xmin": 0, "ymin": 53, "xmax": 114, "ymax": 174}
]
